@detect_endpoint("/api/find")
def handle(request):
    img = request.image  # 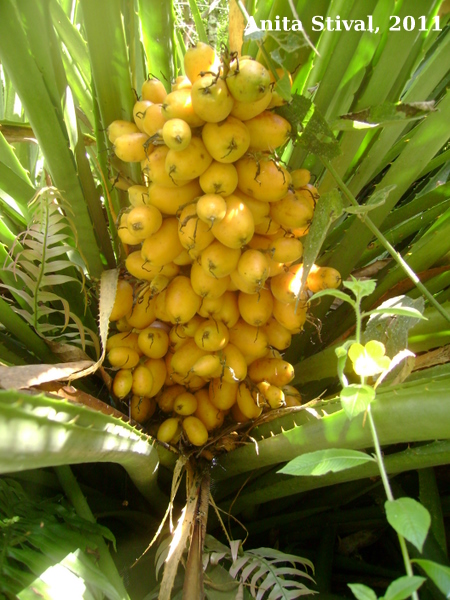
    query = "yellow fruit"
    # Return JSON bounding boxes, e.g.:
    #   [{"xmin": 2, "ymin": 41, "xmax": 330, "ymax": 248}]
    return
[
  {"xmin": 231, "ymin": 401, "xmax": 251, "ymax": 423},
  {"xmin": 112, "ymin": 369, "xmax": 133, "ymax": 399},
  {"xmin": 270, "ymin": 264, "xmax": 309, "ymax": 305},
  {"xmin": 162, "ymin": 118, "xmax": 192, "ymax": 151},
  {"xmin": 106, "ymin": 332, "xmax": 141, "ymax": 354},
  {"xmin": 157, "ymin": 417, "xmax": 181, "ymax": 443},
  {"xmin": 209, "ymin": 377, "xmax": 238, "ymax": 410},
  {"xmin": 237, "ymin": 249, "xmax": 270, "ymax": 286},
  {"xmin": 182, "ymin": 416, "xmax": 209, "ymax": 446},
  {"xmin": 172, "ymin": 75, "xmax": 192, "ymax": 91},
  {"xmin": 146, "ymin": 178, "xmax": 202, "ymax": 214},
  {"xmin": 170, "ymin": 338, "xmax": 208, "ymax": 378},
  {"xmin": 290, "ymin": 168, "xmax": 311, "ymax": 188},
  {"xmin": 172, "ymin": 391, "xmax": 197, "ymax": 416},
  {"xmin": 228, "ymin": 319, "xmax": 269, "ymax": 361},
  {"xmin": 238, "ymin": 288, "xmax": 274, "ymax": 327},
  {"xmin": 194, "ymin": 388, "xmax": 225, "ymax": 430},
  {"xmin": 128, "ymin": 184, "xmax": 150, "ymax": 207},
  {"xmin": 178, "ymin": 203, "xmax": 215, "ymax": 256},
  {"xmin": 257, "ymin": 381, "xmax": 285, "ymax": 409},
  {"xmin": 190, "ymin": 259, "xmax": 230, "ymax": 299},
  {"xmin": 114, "ymin": 132, "xmax": 150, "ymax": 163},
  {"xmin": 230, "ymin": 92, "xmax": 273, "ymax": 121},
  {"xmin": 202, "ymin": 116, "xmax": 250, "ymax": 163},
  {"xmin": 201, "ymin": 240, "xmax": 241, "ymax": 278},
  {"xmin": 125, "ymin": 250, "xmax": 179, "ymax": 281},
  {"xmin": 143, "ymin": 357, "xmax": 167, "ymax": 397},
  {"xmin": 191, "ymin": 354, "xmax": 223, "ymax": 379},
  {"xmin": 107, "ymin": 346, "xmax": 140, "ymax": 369},
  {"xmin": 181, "ymin": 314, "xmax": 204, "ymax": 337},
  {"xmin": 141, "ymin": 217, "xmax": 184, "ymax": 266},
  {"xmin": 236, "ymin": 382, "xmax": 262, "ymax": 419},
  {"xmin": 270, "ymin": 190, "xmax": 314, "ymax": 230},
  {"xmin": 141, "ymin": 144, "xmax": 186, "ymax": 188},
  {"xmin": 229, "ymin": 268, "xmax": 261, "ymax": 294},
  {"xmin": 254, "ymin": 216, "xmax": 281, "ymax": 236},
  {"xmin": 133, "ymin": 100, "xmax": 153, "ymax": 131},
  {"xmin": 158, "ymin": 384, "xmax": 185, "ymax": 412},
  {"xmin": 132, "ymin": 365, "xmax": 154, "ymax": 396},
  {"xmin": 218, "ymin": 343, "xmax": 247, "ymax": 383},
  {"xmin": 194, "ymin": 319, "xmax": 229, "ymax": 351},
  {"xmin": 211, "ymin": 194, "xmax": 254, "ymax": 249},
  {"xmin": 166, "ymin": 137, "xmax": 212, "ymax": 181},
  {"xmin": 235, "ymin": 155, "xmax": 291, "ymax": 202},
  {"xmin": 130, "ymin": 395, "xmax": 157, "ymax": 423},
  {"xmin": 117, "ymin": 212, "xmax": 144, "ymax": 246},
  {"xmin": 282, "ymin": 384, "xmax": 302, "ymax": 407},
  {"xmin": 141, "ymin": 103, "xmax": 167, "ymax": 137},
  {"xmin": 173, "ymin": 248, "xmax": 193, "ymax": 266},
  {"xmin": 141, "ymin": 77, "xmax": 167, "ymax": 103},
  {"xmin": 234, "ymin": 190, "xmax": 270, "ymax": 225},
  {"xmin": 165, "ymin": 275, "xmax": 202, "ymax": 324},
  {"xmin": 306, "ymin": 265, "xmax": 342, "ymax": 293},
  {"xmin": 272, "ymin": 298, "xmax": 308, "ymax": 333},
  {"xmin": 162, "ymin": 88, "xmax": 205, "ymax": 127},
  {"xmin": 268, "ymin": 236, "xmax": 303, "ymax": 263},
  {"xmin": 226, "ymin": 58, "xmax": 271, "ymax": 103},
  {"xmin": 184, "ymin": 42, "xmax": 218, "ymax": 83},
  {"xmin": 126, "ymin": 205, "xmax": 163, "ymax": 240},
  {"xmin": 246, "ymin": 111, "xmax": 291, "ymax": 152},
  {"xmin": 262, "ymin": 317, "xmax": 292, "ymax": 350},
  {"xmin": 137, "ymin": 327, "xmax": 169, "ymax": 359},
  {"xmin": 191, "ymin": 73, "xmax": 234, "ymax": 123},
  {"xmin": 154, "ymin": 290, "xmax": 171, "ymax": 322},
  {"xmin": 169, "ymin": 324, "xmax": 190, "ymax": 351},
  {"xmin": 199, "ymin": 162, "xmax": 238, "ymax": 197},
  {"xmin": 107, "ymin": 119, "xmax": 139, "ymax": 143},
  {"xmin": 196, "ymin": 193, "xmax": 228, "ymax": 226},
  {"xmin": 109, "ymin": 279, "xmax": 134, "ymax": 322},
  {"xmin": 215, "ymin": 291, "xmax": 240, "ymax": 327},
  {"xmin": 248, "ymin": 357, "xmax": 295, "ymax": 387}
]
